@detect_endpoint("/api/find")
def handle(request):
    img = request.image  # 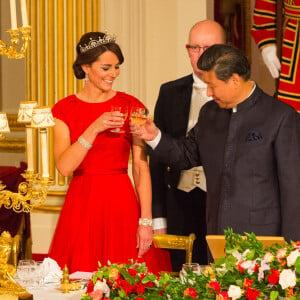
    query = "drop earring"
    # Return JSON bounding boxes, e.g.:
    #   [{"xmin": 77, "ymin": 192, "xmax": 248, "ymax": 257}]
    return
[{"xmin": 85, "ymin": 73, "xmax": 89, "ymax": 84}]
